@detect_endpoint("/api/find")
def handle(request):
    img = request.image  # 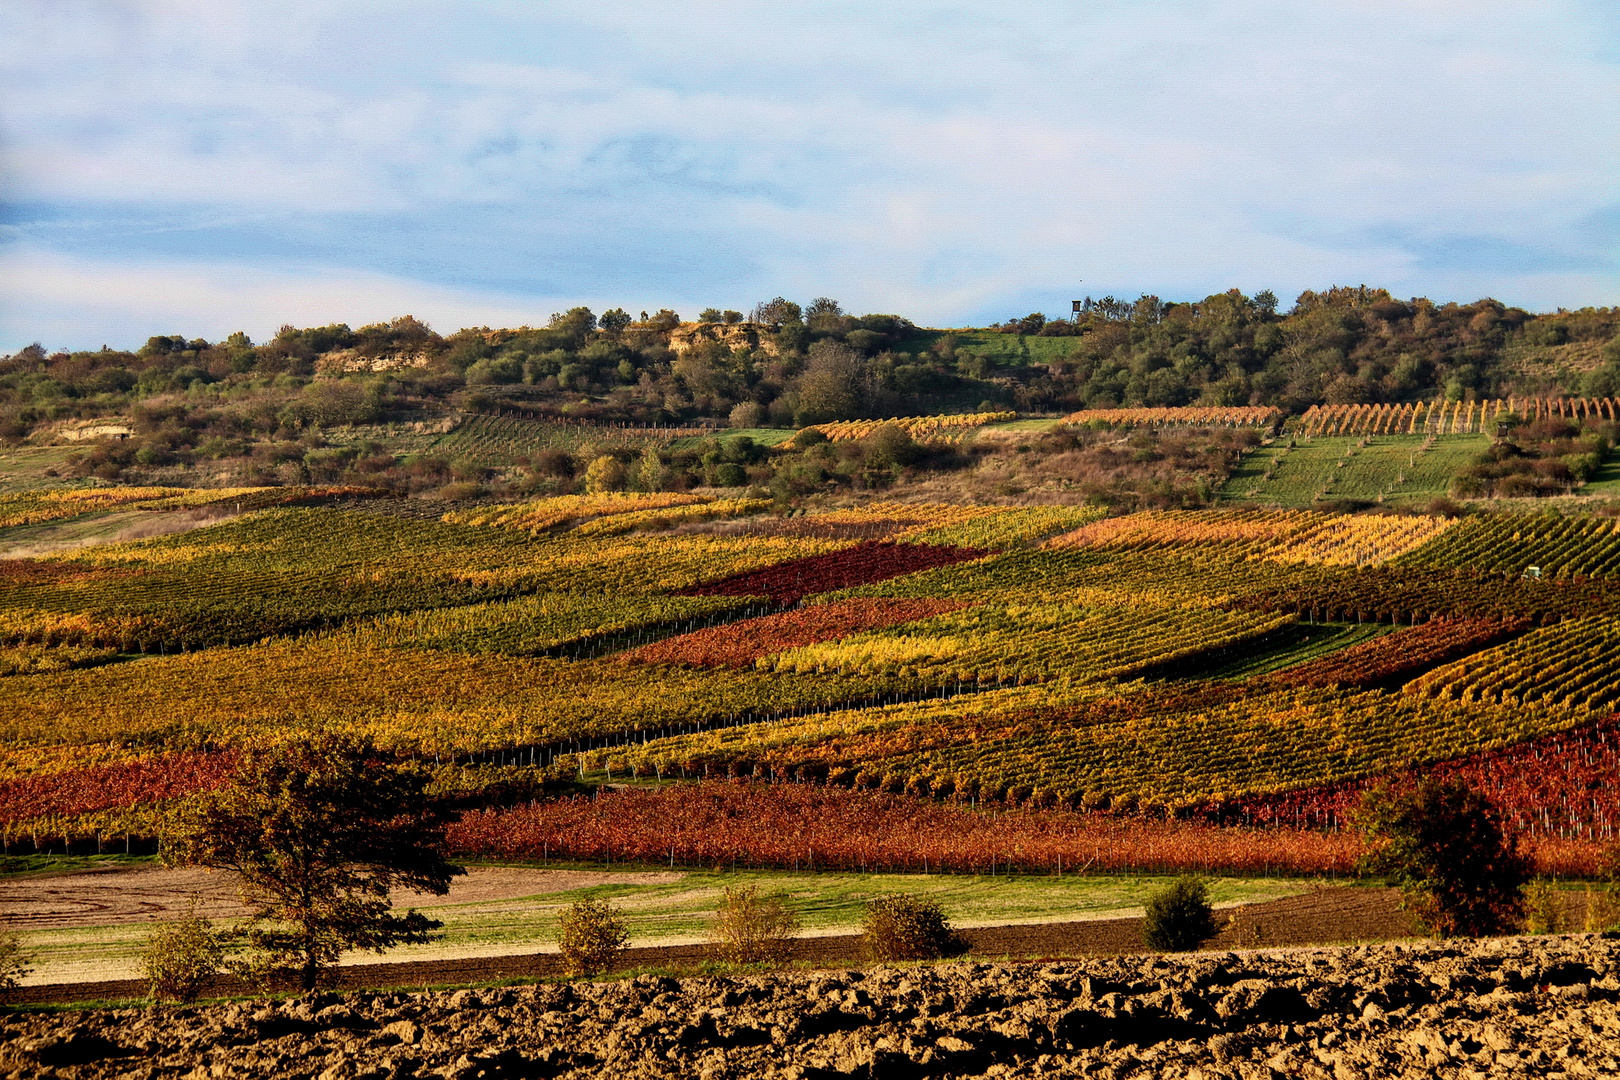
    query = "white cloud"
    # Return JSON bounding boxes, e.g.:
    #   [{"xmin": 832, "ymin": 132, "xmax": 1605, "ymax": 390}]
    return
[
  {"xmin": 1, "ymin": 0, "xmax": 1616, "ymax": 343},
  {"xmin": 0, "ymin": 248, "xmax": 600, "ymax": 351}
]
